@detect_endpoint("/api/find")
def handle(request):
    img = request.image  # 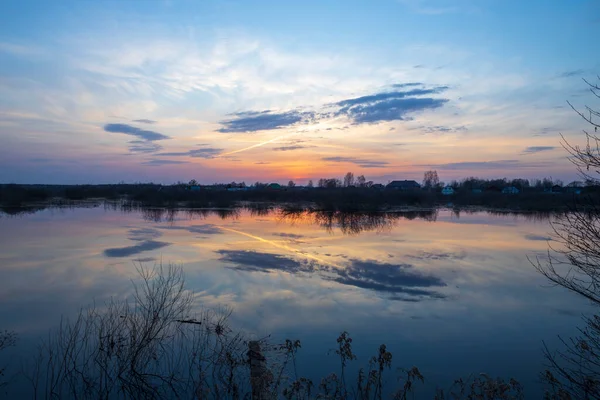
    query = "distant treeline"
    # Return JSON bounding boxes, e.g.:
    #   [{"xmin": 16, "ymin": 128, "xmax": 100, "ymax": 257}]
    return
[{"xmin": 1, "ymin": 178, "xmax": 598, "ymax": 212}]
